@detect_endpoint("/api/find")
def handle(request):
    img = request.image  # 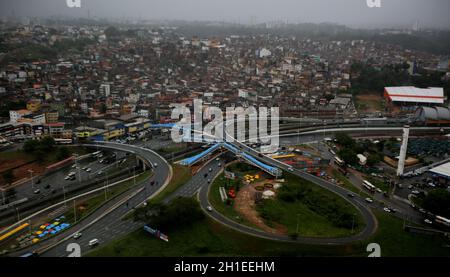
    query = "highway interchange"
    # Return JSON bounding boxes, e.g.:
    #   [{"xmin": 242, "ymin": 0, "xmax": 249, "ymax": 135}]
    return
[{"xmin": 3, "ymin": 123, "xmax": 449, "ymax": 256}]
